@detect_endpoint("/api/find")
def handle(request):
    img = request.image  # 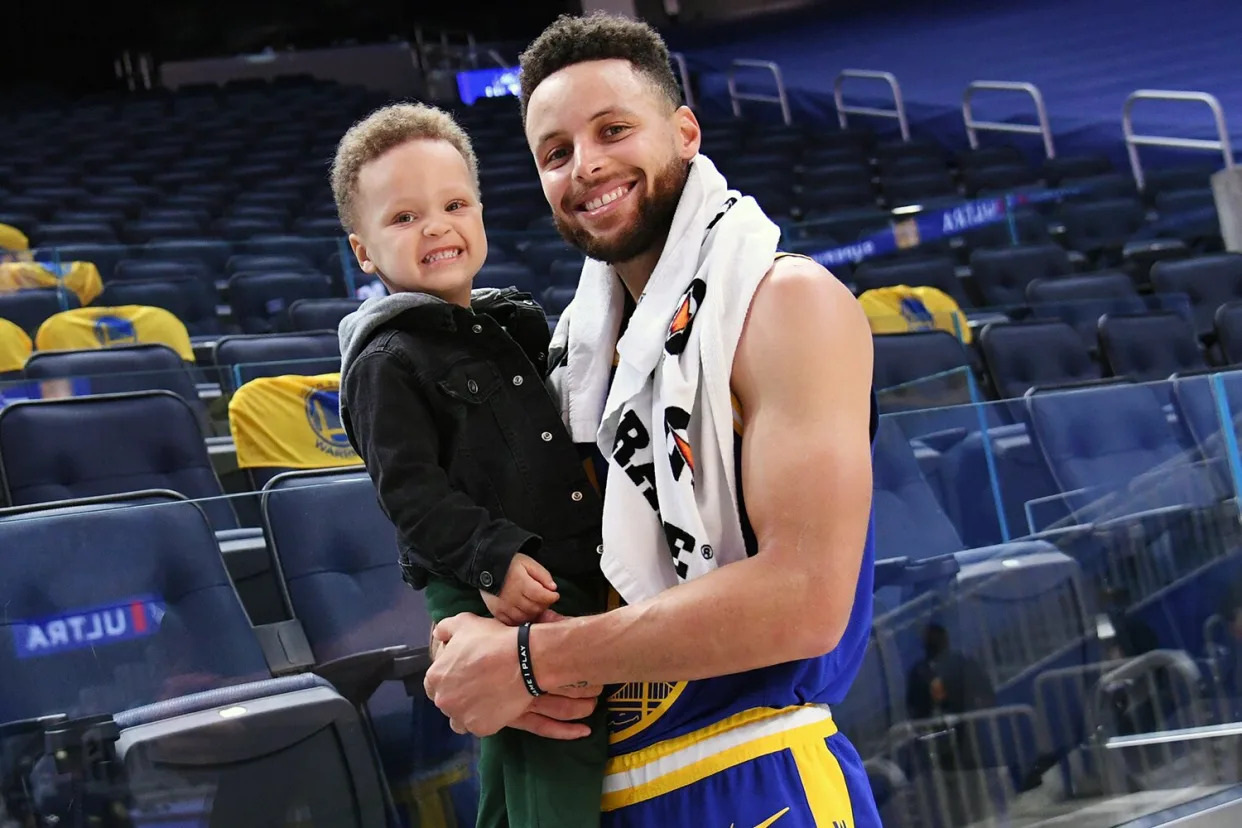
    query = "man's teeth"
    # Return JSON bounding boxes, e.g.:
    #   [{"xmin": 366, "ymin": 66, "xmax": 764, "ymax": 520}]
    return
[
  {"xmin": 423, "ymin": 249, "xmax": 461, "ymax": 263},
  {"xmin": 584, "ymin": 185, "xmax": 630, "ymax": 212}
]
